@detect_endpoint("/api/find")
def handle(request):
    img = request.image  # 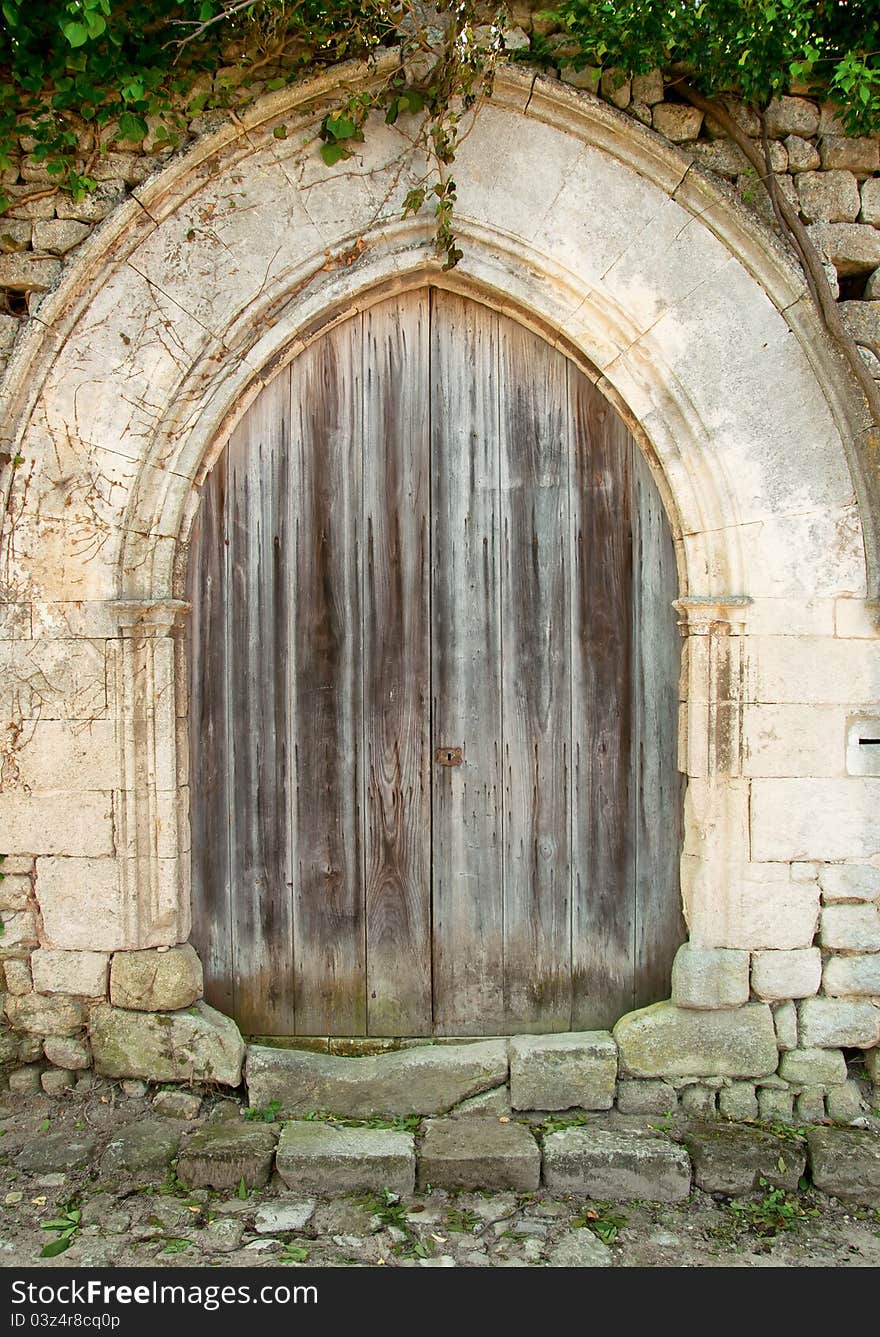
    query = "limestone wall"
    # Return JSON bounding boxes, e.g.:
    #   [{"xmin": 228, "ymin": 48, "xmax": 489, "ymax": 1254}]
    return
[{"xmin": 0, "ymin": 53, "xmax": 878, "ymax": 1113}]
